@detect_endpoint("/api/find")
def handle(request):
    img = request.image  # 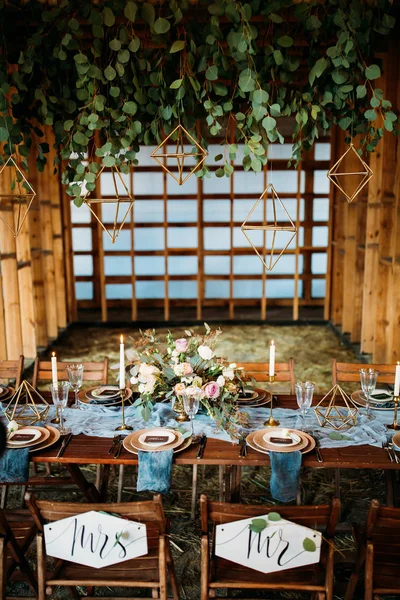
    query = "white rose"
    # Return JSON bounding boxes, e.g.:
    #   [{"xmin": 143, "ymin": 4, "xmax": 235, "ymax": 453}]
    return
[
  {"xmin": 222, "ymin": 368, "xmax": 234, "ymax": 381},
  {"xmin": 198, "ymin": 345, "xmax": 215, "ymax": 361},
  {"xmin": 217, "ymin": 375, "xmax": 225, "ymax": 387},
  {"xmin": 193, "ymin": 376, "xmax": 203, "ymax": 388},
  {"xmin": 229, "ymin": 363, "xmax": 237, "ymax": 369},
  {"xmin": 7, "ymin": 420, "xmax": 18, "ymax": 434},
  {"xmin": 130, "ymin": 376, "xmax": 139, "ymax": 385}
]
